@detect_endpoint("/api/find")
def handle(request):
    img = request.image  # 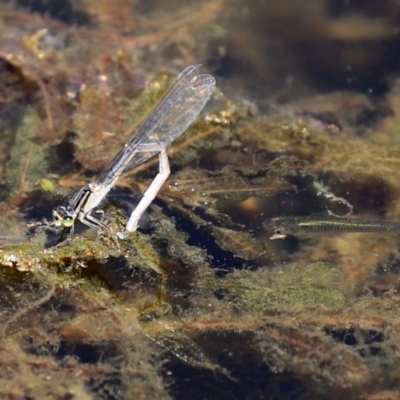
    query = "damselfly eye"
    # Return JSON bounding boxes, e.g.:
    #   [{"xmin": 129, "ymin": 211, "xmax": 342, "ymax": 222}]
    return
[
  {"xmin": 61, "ymin": 216, "xmax": 75, "ymax": 228},
  {"xmin": 52, "ymin": 209, "xmax": 62, "ymax": 226},
  {"xmin": 52, "ymin": 206, "xmax": 76, "ymax": 228}
]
